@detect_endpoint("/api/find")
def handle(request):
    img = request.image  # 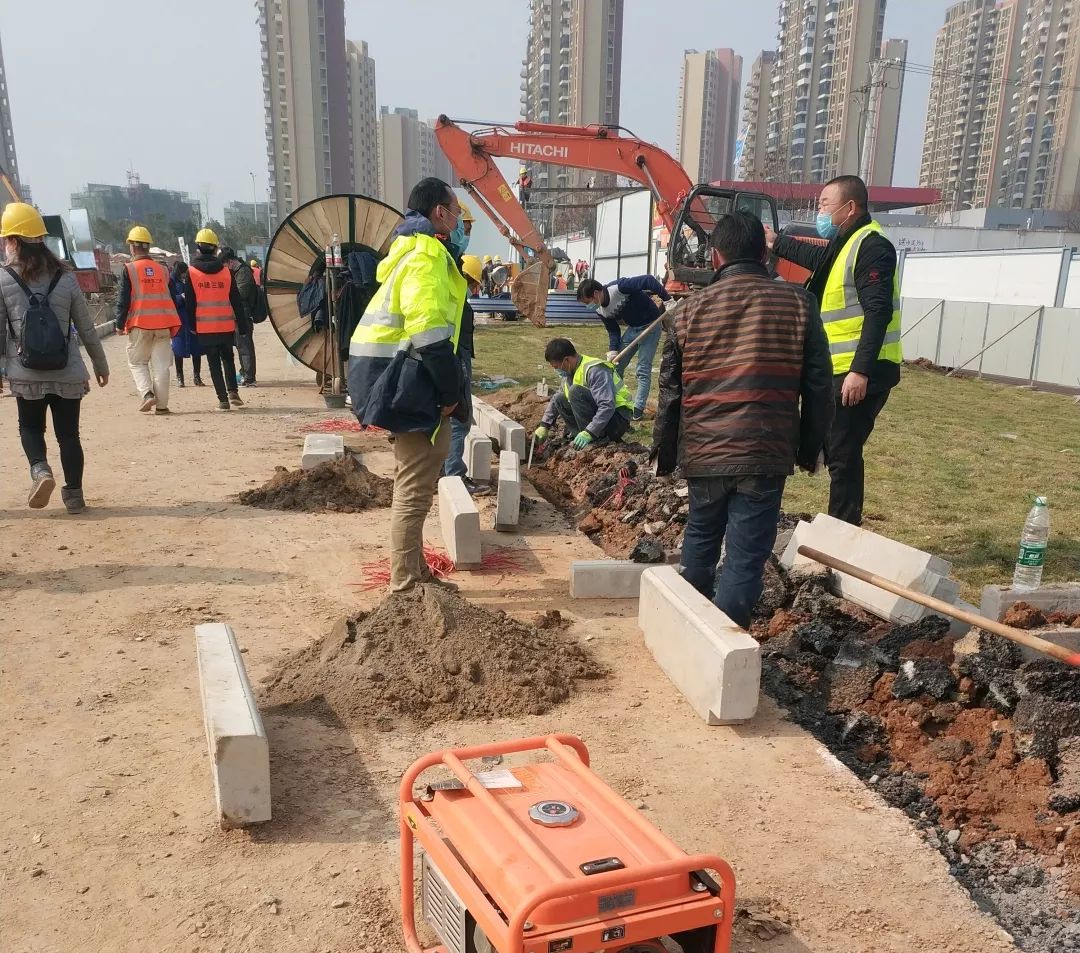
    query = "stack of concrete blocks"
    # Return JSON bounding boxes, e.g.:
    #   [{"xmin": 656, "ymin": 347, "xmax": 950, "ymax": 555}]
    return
[
  {"xmin": 472, "ymin": 398, "xmax": 527, "ymax": 460},
  {"xmin": 781, "ymin": 514, "xmax": 969, "ymax": 627},
  {"xmin": 981, "ymin": 584, "xmax": 1080, "ymax": 661},
  {"xmin": 569, "ymin": 560, "xmax": 654, "ymax": 598},
  {"xmin": 465, "ymin": 427, "xmax": 493, "ymax": 483},
  {"xmin": 301, "ymin": 434, "xmax": 345, "ymax": 469},
  {"xmin": 495, "ymin": 450, "xmax": 521, "ymax": 532},
  {"xmin": 194, "ymin": 623, "xmax": 271, "ymax": 828},
  {"xmin": 638, "ymin": 566, "xmax": 761, "ymax": 724},
  {"xmin": 438, "ymin": 476, "xmax": 481, "ymax": 566}
]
